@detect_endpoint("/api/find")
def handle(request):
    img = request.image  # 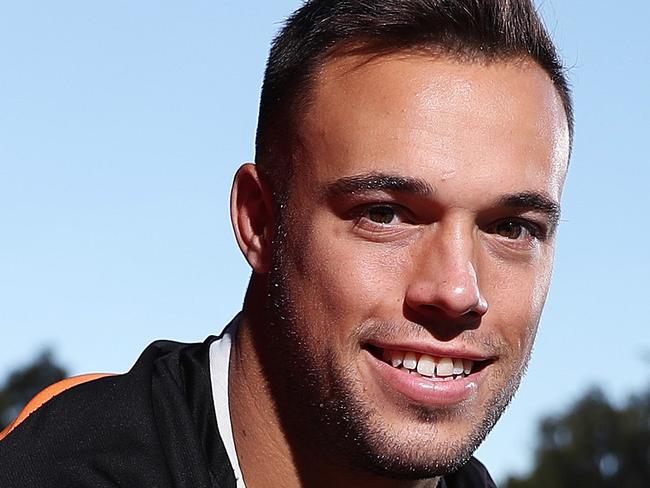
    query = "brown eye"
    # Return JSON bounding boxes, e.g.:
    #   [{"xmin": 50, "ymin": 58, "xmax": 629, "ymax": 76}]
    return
[
  {"xmin": 494, "ymin": 220, "xmax": 526, "ymax": 239},
  {"xmin": 366, "ymin": 205, "xmax": 398, "ymax": 224}
]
